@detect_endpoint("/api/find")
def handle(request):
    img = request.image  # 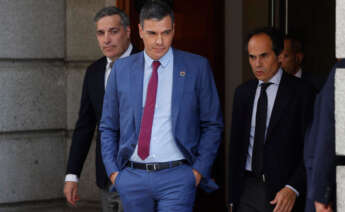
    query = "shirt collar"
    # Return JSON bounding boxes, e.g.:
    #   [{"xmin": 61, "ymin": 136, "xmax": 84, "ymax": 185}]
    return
[
  {"xmin": 120, "ymin": 43, "xmax": 133, "ymax": 59},
  {"xmin": 106, "ymin": 43, "xmax": 133, "ymax": 68},
  {"xmin": 258, "ymin": 67, "xmax": 283, "ymax": 86},
  {"xmin": 143, "ymin": 47, "xmax": 172, "ymax": 68},
  {"xmin": 106, "ymin": 57, "xmax": 112, "ymax": 66},
  {"xmin": 294, "ymin": 68, "xmax": 302, "ymax": 78}
]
